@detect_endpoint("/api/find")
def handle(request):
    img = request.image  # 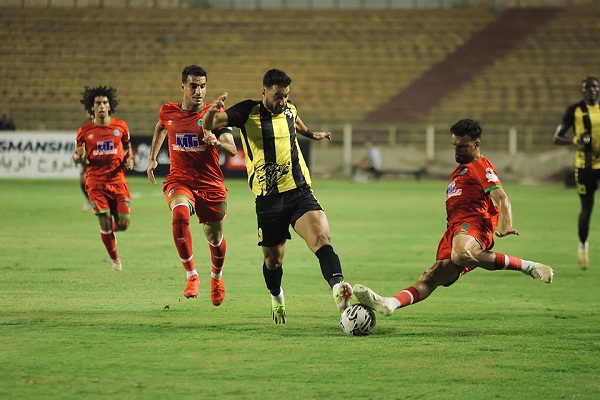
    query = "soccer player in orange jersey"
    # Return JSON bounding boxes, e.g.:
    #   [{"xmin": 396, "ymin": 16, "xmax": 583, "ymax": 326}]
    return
[
  {"xmin": 73, "ymin": 86, "xmax": 134, "ymax": 272},
  {"xmin": 353, "ymin": 119, "xmax": 554, "ymax": 317},
  {"xmin": 147, "ymin": 65, "xmax": 236, "ymax": 305}
]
